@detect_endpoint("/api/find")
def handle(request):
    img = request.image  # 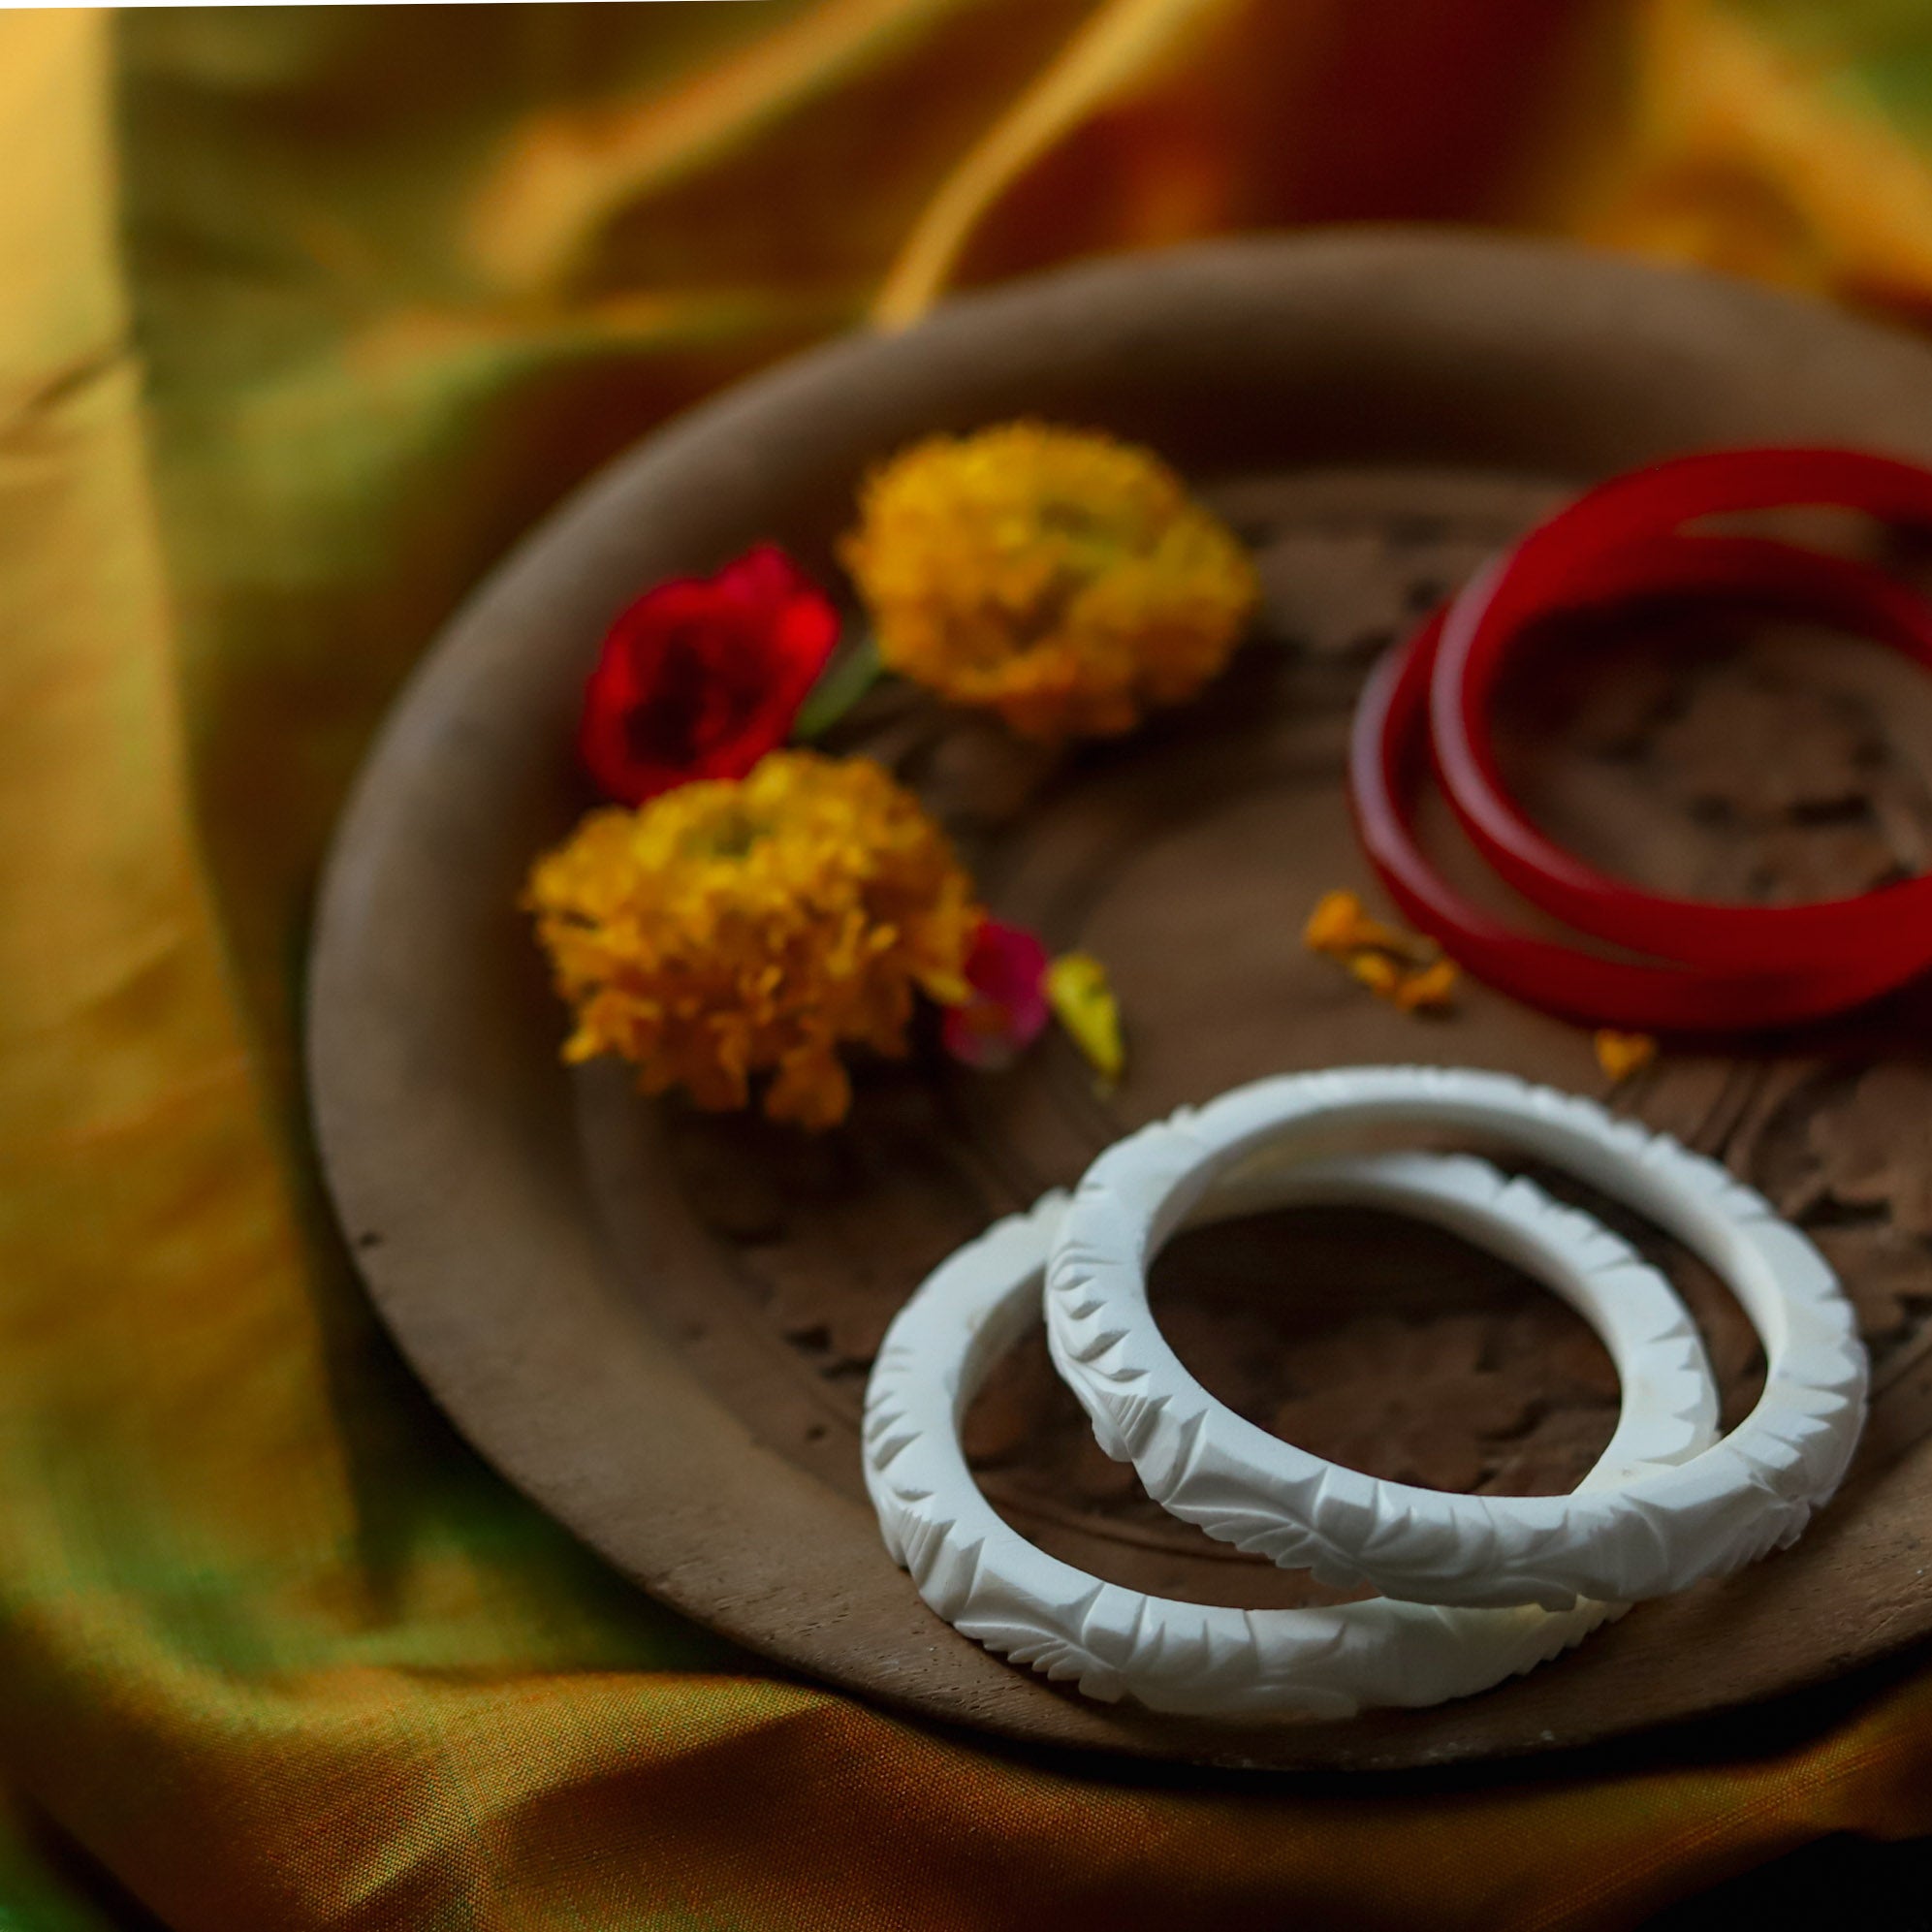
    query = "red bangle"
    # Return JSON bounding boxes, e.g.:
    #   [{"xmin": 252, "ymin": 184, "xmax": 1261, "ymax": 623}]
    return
[
  {"xmin": 1350, "ymin": 531, "xmax": 1927, "ymax": 1033},
  {"xmin": 1430, "ymin": 447, "xmax": 1932, "ymax": 979}
]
